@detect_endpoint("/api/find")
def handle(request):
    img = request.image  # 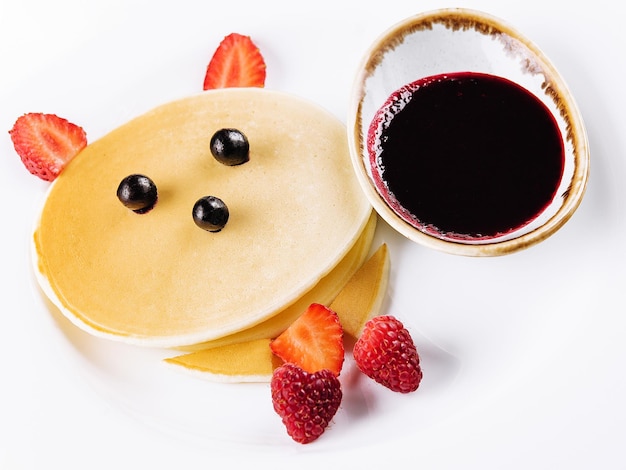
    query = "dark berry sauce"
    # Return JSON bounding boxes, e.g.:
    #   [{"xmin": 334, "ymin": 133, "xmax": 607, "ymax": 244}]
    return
[{"xmin": 367, "ymin": 72, "xmax": 564, "ymax": 240}]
